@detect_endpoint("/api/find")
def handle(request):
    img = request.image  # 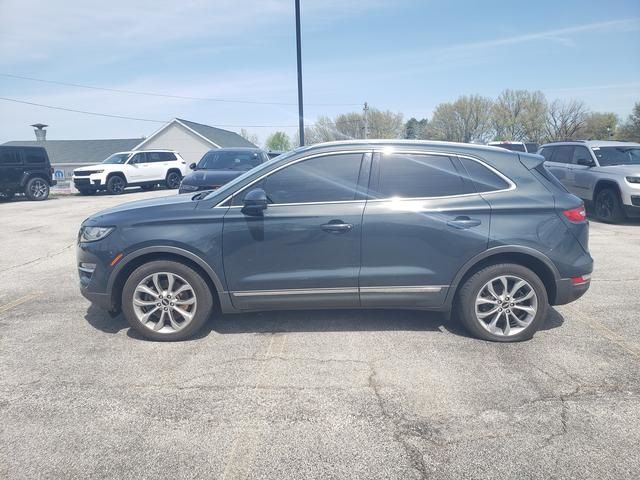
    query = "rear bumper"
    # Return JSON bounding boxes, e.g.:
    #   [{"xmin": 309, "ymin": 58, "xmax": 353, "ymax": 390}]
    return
[{"xmin": 552, "ymin": 277, "xmax": 591, "ymax": 305}]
